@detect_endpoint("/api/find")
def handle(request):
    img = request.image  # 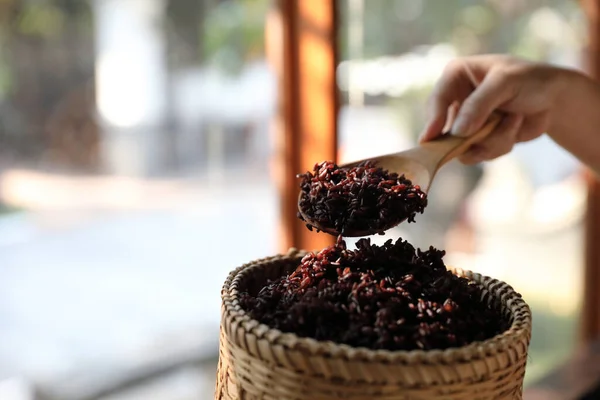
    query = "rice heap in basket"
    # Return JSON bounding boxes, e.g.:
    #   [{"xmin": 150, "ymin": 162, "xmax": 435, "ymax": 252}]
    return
[{"xmin": 240, "ymin": 236, "xmax": 508, "ymax": 351}]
